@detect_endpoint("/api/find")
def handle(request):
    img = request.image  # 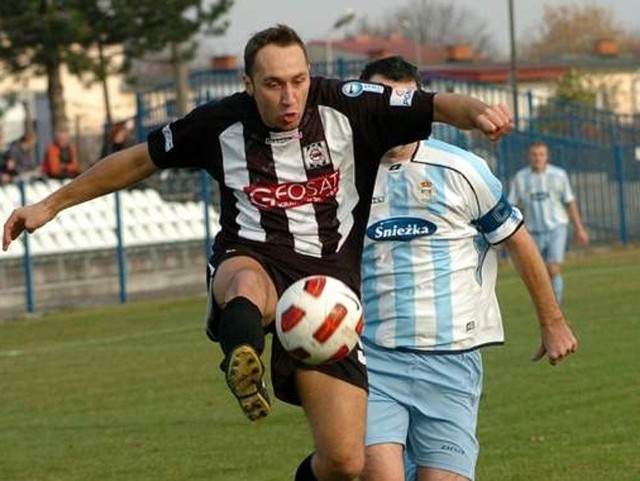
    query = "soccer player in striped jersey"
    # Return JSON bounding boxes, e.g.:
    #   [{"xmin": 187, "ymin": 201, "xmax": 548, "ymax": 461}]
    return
[
  {"xmin": 508, "ymin": 142, "xmax": 589, "ymax": 303},
  {"xmin": 359, "ymin": 57, "xmax": 578, "ymax": 481},
  {"xmin": 3, "ymin": 27, "xmax": 514, "ymax": 481}
]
